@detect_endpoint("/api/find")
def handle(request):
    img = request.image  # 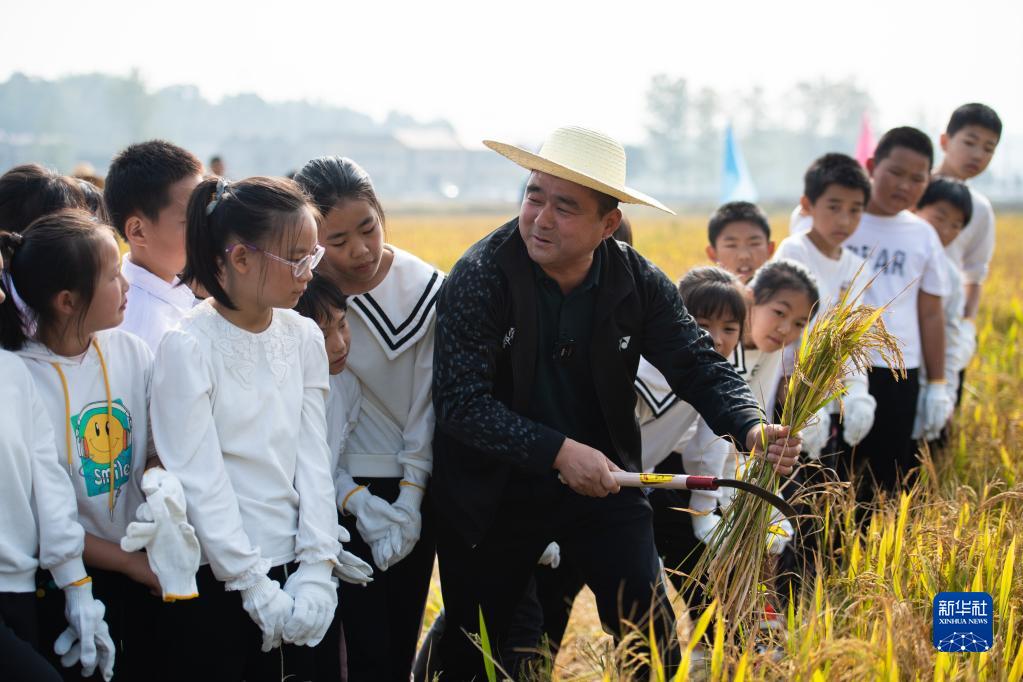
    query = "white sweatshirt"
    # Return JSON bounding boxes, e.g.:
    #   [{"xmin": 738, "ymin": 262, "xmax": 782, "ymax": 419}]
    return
[
  {"xmin": 150, "ymin": 302, "xmax": 341, "ymax": 588},
  {"xmin": 634, "ymin": 357, "xmax": 730, "ymax": 515},
  {"xmin": 16, "ymin": 329, "xmax": 153, "ymax": 544},
  {"xmin": 119, "ymin": 255, "xmax": 197, "ymax": 353},
  {"xmin": 0, "ymin": 350, "xmax": 87, "ymax": 592},
  {"xmin": 338, "ymin": 246, "xmax": 443, "ymax": 501}
]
